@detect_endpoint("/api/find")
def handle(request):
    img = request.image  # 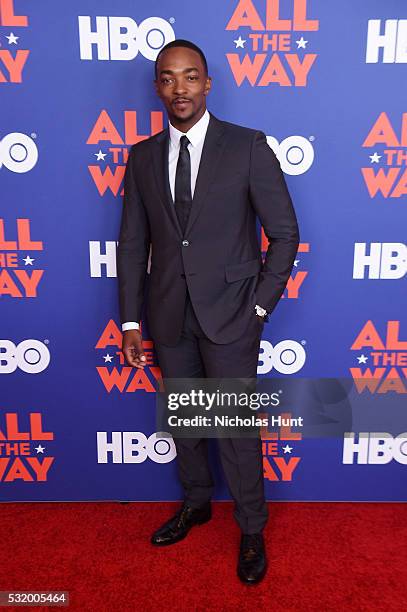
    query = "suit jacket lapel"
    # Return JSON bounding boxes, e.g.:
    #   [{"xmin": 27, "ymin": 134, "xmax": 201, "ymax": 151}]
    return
[
  {"xmin": 151, "ymin": 129, "xmax": 182, "ymax": 237},
  {"xmin": 150, "ymin": 112, "xmax": 227, "ymax": 237},
  {"xmin": 185, "ymin": 112, "xmax": 226, "ymax": 236}
]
